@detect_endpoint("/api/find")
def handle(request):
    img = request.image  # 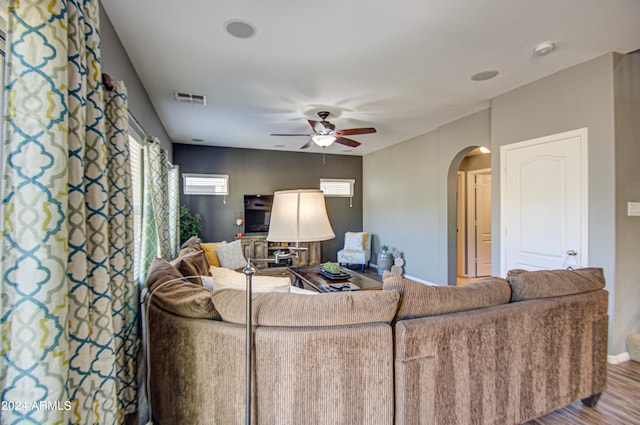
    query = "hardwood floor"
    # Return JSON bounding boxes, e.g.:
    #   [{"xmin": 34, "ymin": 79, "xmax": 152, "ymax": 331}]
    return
[{"xmin": 524, "ymin": 360, "xmax": 640, "ymax": 424}]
